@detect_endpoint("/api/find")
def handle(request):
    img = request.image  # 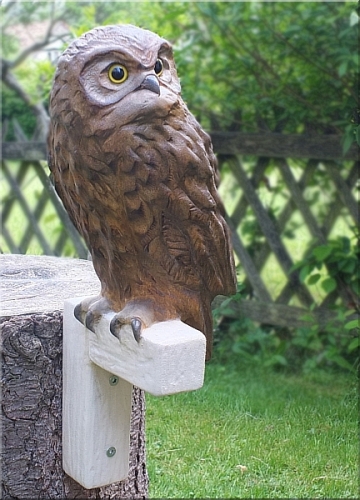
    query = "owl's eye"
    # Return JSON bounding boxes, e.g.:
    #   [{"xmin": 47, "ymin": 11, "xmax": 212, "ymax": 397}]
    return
[
  {"xmin": 108, "ymin": 64, "xmax": 128, "ymax": 84},
  {"xmin": 154, "ymin": 59, "xmax": 163, "ymax": 76}
]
